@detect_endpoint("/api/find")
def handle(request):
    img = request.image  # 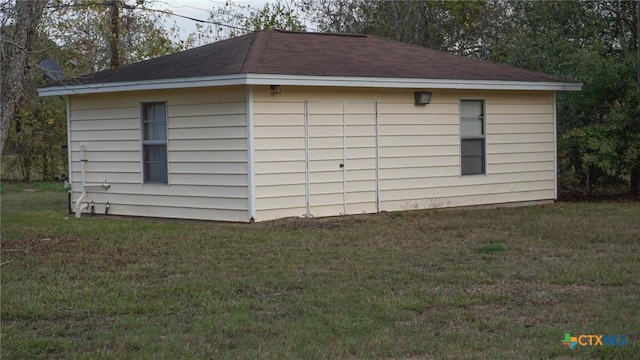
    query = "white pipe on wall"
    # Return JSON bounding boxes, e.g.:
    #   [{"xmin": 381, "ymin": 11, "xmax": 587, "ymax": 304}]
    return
[
  {"xmin": 75, "ymin": 201, "xmax": 89, "ymax": 218},
  {"xmin": 75, "ymin": 143, "xmax": 88, "ymax": 218},
  {"xmin": 80, "ymin": 143, "xmax": 86, "ymax": 188},
  {"xmin": 74, "ymin": 143, "xmax": 110, "ymax": 218}
]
